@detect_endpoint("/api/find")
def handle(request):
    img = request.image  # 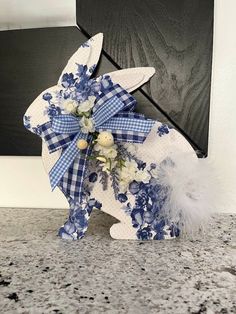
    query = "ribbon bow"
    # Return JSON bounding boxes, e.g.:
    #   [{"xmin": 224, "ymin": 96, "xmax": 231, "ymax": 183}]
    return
[{"xmin": 42, "ymin": 86, "xmax": 154, "ymax": 202}]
